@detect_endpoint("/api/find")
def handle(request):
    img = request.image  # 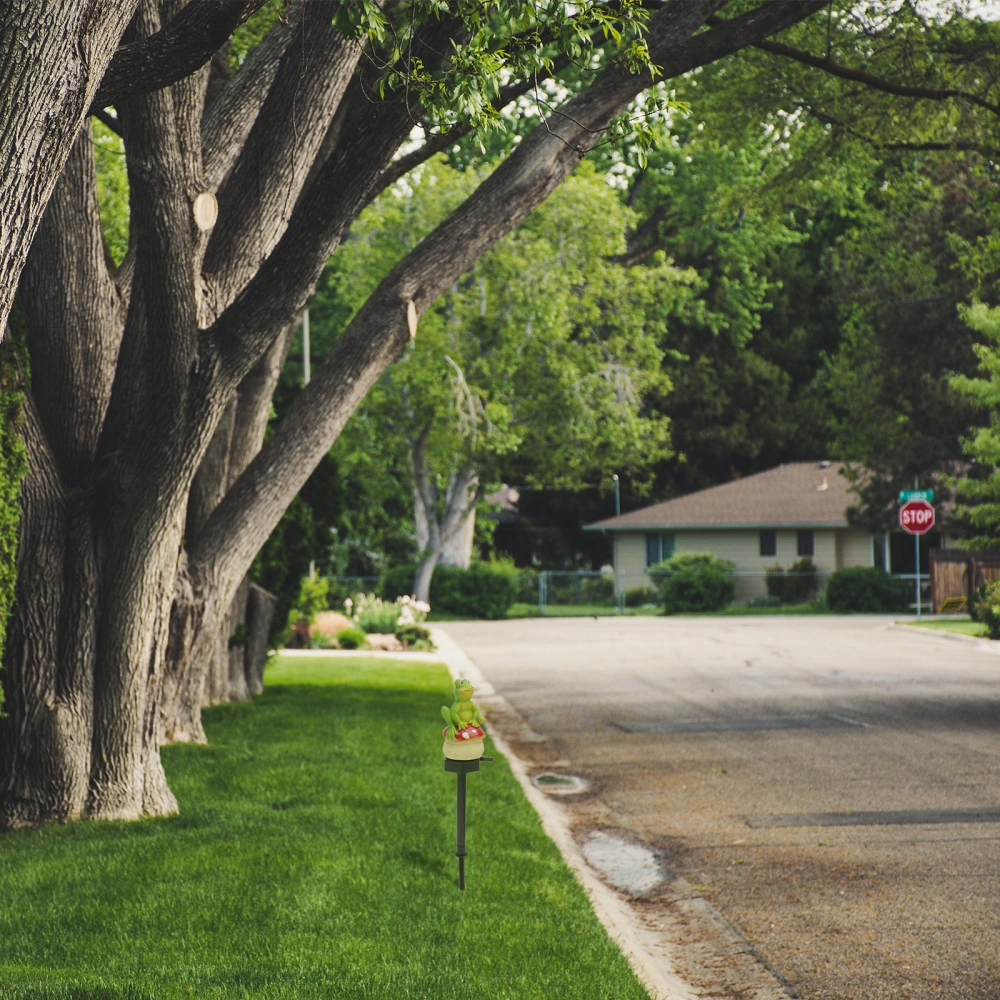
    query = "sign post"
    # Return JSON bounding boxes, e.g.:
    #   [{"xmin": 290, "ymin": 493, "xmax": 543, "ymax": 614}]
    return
[{"xmin": 898, "ymin": 486, "xmax": 935, "ymax": 618}]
